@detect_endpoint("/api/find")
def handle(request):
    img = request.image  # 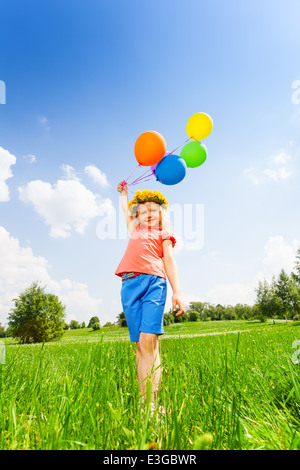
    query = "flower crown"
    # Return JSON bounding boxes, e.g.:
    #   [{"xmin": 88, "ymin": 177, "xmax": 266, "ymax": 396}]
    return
[{"xmin": 128, "ymin": 189, "xmax": 169, "ymax": 212}]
